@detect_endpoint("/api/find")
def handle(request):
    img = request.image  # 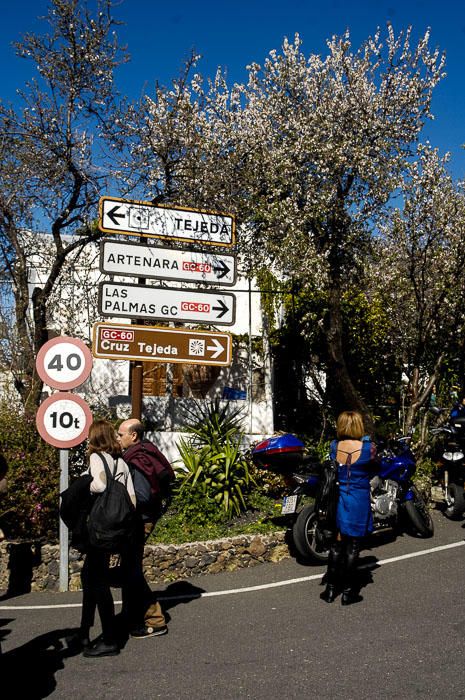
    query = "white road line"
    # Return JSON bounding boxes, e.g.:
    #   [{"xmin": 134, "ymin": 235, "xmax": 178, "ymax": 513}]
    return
[{"xmin": 1, "ymin": 539, "xmax": 464, "ymax": 610}]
